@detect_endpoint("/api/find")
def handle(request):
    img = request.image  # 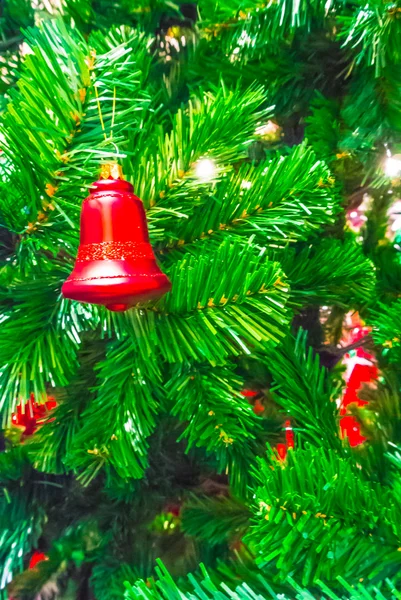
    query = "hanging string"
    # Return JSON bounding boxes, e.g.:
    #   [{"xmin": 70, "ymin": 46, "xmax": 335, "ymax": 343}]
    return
[
  {"xmin": 111, "ymin": 86, "xmax": 117, "ymax": 140},
  {"xmin": 94, "ymin": 83, "xmax": 107, "ymax": 142},
  {"xmin": 93, "ymin": 79, "xmax": 120, "ymax": 174}
]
